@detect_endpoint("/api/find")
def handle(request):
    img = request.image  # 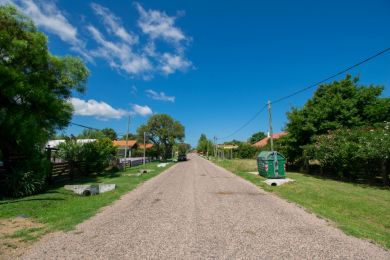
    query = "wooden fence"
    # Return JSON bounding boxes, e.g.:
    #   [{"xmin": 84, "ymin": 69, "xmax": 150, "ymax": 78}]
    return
[{"xmin": 49, "ymin": 161, "xmax": 88, "ymax": 183}]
